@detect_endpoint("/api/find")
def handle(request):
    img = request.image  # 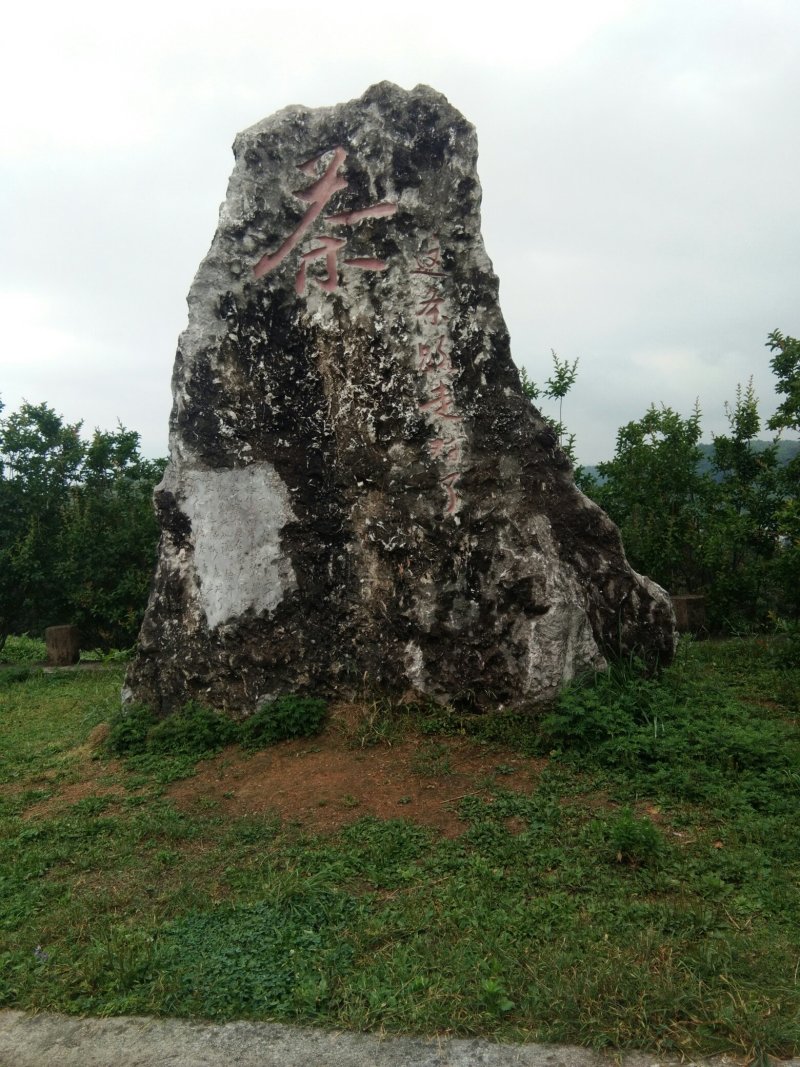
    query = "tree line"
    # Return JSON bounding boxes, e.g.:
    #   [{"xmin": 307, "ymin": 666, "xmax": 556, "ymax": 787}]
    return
[
  {"xmin": 0, "ymin": 401, "xmax": 165, "ymax": 651},
  {"xmin": 1, "ymin": 330, "xmax": 798, "ymax": 652}
]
